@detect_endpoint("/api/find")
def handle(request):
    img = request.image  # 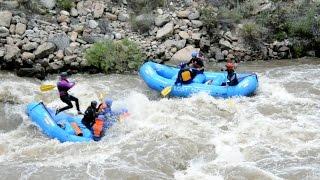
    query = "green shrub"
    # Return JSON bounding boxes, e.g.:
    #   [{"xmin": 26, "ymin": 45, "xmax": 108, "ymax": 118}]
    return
[
  {"xmin": 130, "ymin": 13, "xmax": 154, "ymax": 34},
  {"xmin": 57, "ymin": 0, "xmax": 74, "ymax": 11},
  {"xmin": 85, "ymin": 39, "xmax": 145, "ymax": 73},
  {"xmin": 241, "ymin": 22, "xmax": 265, "ymax": 50},
  {"xmin": 287, "ymin": 8, "xmax": 316, "ymax": 38},
  {"xmin": 200, "ymin": 6, "xmax": 218, "ymax": 34},
  {"xmin": 217, "ymin": 6, "xmax": 243, "ymax": 24}
]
